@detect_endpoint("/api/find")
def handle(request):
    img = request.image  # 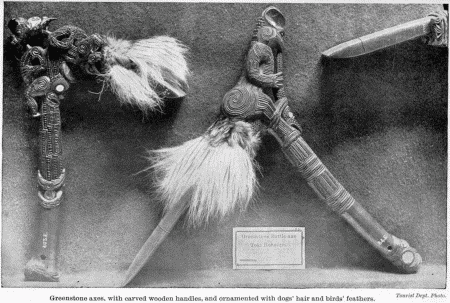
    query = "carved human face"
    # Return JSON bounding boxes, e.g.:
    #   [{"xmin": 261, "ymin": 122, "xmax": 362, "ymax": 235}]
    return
[
  {"xmin": 76, "ymin": 34, "xmax": 106, "ymax": 74},
  {"xmin": 20, "ymin": 46, "xmax": 48, "ymax": 84}
]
